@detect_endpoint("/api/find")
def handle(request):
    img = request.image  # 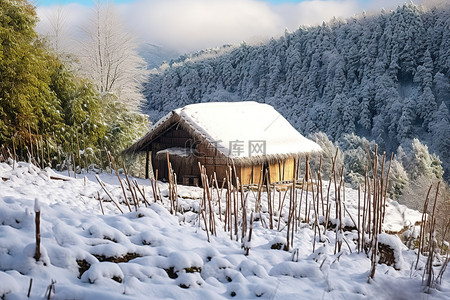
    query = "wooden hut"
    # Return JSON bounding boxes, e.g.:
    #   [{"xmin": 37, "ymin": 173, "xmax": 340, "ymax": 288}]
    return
[{"xmin": 123, "ymin": 101, "xmax": 321, "ymax": 185}]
